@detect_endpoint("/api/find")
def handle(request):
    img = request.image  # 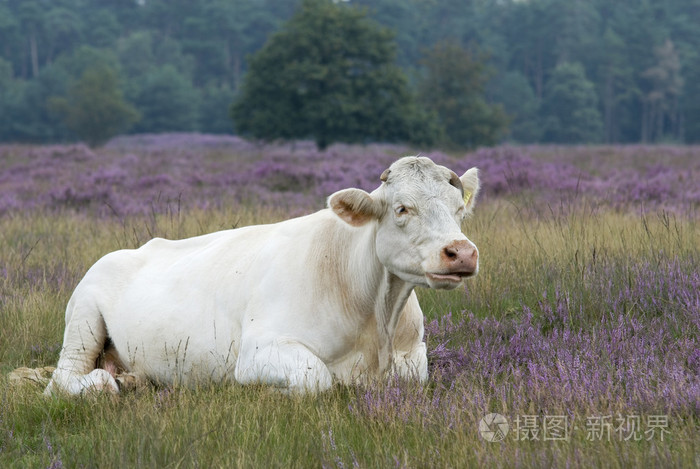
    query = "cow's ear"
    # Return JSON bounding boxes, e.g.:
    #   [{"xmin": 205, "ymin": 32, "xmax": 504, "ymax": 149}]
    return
[
  {"xmin": 329, "ymin": 189, "xmax": 382, "ymax": 227},
  {"xmin": 460, "ymin": 167, "xmax": 480, "ymax": 213}
]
